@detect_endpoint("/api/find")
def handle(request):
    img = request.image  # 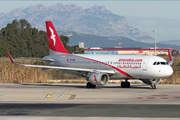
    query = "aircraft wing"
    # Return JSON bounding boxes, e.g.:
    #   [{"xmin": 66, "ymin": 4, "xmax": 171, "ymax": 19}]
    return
[
  {"xmin": 7, "ymin": 51, "xmax": 115, "ymax": 74},
  {"xmin": 19, "ymin": 57, "xmax": 55, "ymax": 62}
]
